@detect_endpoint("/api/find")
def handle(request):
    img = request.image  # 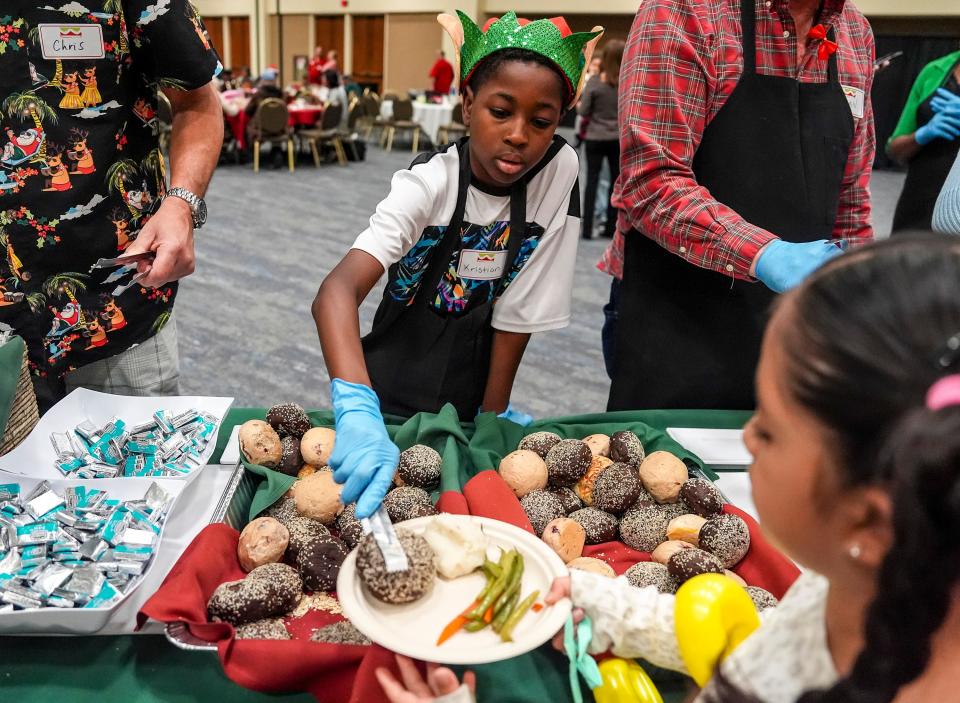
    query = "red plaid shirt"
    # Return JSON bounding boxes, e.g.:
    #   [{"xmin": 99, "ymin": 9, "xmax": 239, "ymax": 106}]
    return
[{"xmin": 599, "ymin": 0, "xmax": 876, "ymax": 280}]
